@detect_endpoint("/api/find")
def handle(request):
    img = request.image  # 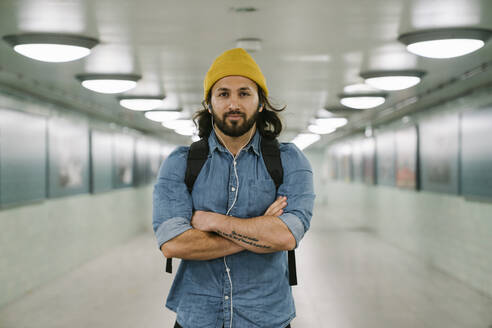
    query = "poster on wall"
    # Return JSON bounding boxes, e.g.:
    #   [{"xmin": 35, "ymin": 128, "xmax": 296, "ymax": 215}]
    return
[
  {"xmin": 376, "ymin": 130, "xmax": 396, "ymax": 187},
  {"xmin": 351, "ymin": 139, "xmax": 364, "ymax": 183},
  {"xmin": 395, "ymin": 126, "xmax": 418, "ymax": 190},
  {"xmin": 113, "ymin": 133, "xmax": 134, "ymax": 188},
  {"xmin": 461, "ymin": 106, "xmax": 492, "ymax": 198},
  {"xmin": 420, "ymin": 114, "xmax": 459, "ymax": 194},
  {"xmin": 0, "ymin": 109, "xmax": 47, "ymax": 206},
  {"xmin": 362, "ymin": 137, "xmax": 376, "ymax": 185},
  {"xmin": 48, "ymin": 117, "xmax": 90, "ymax": 198},
  {"xmin": 90, "ymin": 130, "xmax": 113, "ymax": 193}
]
